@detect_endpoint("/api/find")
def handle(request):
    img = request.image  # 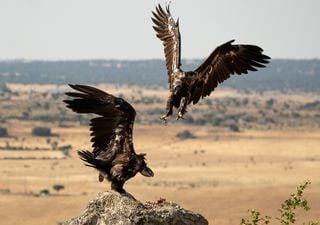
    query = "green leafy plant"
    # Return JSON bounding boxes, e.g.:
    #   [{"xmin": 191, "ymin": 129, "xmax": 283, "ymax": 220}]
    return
[
  {"xmin": 240, "ymin": 181, "xmax": 319, "ymax": 225},
  {"xmin": 240, "ymin": 210, "xmax": 271, "ymax": 225}
]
